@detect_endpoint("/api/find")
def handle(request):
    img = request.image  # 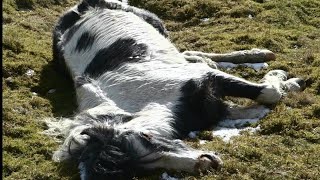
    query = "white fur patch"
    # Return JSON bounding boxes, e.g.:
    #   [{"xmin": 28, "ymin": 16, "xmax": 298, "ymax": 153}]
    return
[
  {"xmin": 63, "ymin": 9, "xmax": 185, "ymax": 78},
  {"xmin": 95, "ymin": 62, "xmax": 212, "ymax": 113},
  {"xmin": 119, "ymin": 103, "xmax": 176, "ymax": 138}
]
